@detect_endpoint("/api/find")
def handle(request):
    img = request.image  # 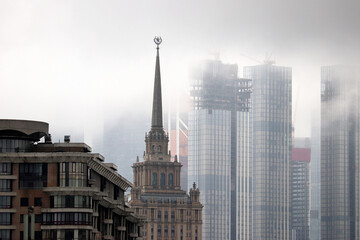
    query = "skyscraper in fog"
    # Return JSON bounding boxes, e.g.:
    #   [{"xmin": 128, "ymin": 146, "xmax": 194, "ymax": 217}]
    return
[
  {"xmin": 321, "ymin": 65, "xmax": 360, "ymax": 239},
  {"xmin": 291, "ymin": 138, "xmax": 311, "ymax": 240},
  {"xmin": 188, "ymin": 60, "xmax": 252, "ymax": 240},
  {"xmin": 244, "ymin": 63, "xmax": 292, "ymax": 240},
  {"xmin": 310, "ymin": 111, "xmax": 321, "ymax": 240}
]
